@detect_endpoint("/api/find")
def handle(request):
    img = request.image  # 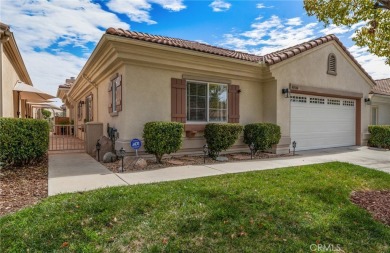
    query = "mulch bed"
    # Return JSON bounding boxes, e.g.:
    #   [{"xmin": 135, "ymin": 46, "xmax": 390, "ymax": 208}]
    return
[
  {"xmin": 102, "ymin": 152, "xmax": 293, "ymax": 173},
  {"xmin": 0, "ymin": 156, "xmax": 48, "ymax": 217},
  {"xmin": 350, "ymin": 190, "xmax": 390, "ymax": 226}
]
